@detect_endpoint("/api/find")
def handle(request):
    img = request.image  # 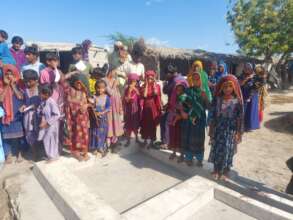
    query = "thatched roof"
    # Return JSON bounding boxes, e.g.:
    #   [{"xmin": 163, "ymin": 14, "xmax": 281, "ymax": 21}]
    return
[{"xmin": 145, "ymin": 46, "xmax": 262, "ymax": 64}]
